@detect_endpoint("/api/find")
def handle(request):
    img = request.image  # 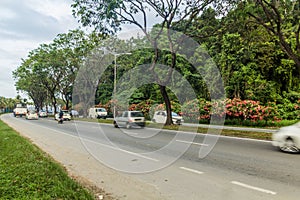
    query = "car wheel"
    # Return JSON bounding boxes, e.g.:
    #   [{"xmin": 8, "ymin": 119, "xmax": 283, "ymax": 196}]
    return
[
  {"xmin": 280, "ymin": 138, "xmax": 299, "ymax": 153},
  {"xmin": 126, "ymin": 123, "xmax": 131, "ymax": 129},
  {"xmin": 113, "ymin": 121, "xmax": 119, "ymax": 128}
]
